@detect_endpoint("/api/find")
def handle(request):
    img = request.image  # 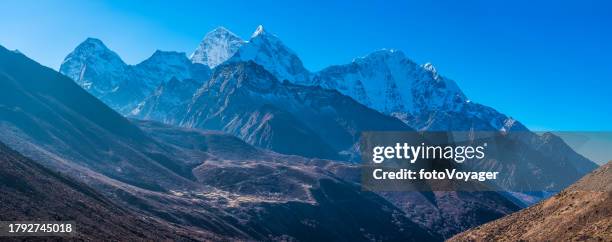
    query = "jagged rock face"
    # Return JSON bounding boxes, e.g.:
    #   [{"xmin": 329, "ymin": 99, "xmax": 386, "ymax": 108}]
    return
[
  {"xmin": 134, "ymin": 61, "xmax": 406, "ymax": 160},
  {"xmin": 131, "ymin": 77, "xmax": 203, "ymax": 123},
  {"xmin": 136, "ymin": 50, "xmax": 208, "ymax": 90},
  {"xmin": 229, "ymin": 25, "xmax": 311, "ymax": 84},
  {"xmin": 179, "ymin": 62, "xmax": 339, "ymax": 159},
  {"xmin": 309, "ymin": 50, "xmax": 519, "ymax": 132},
  {"xmin": 190, "ymin": 27, "xmax": 246, "ymax": 68},
  {"xmin": 135, "ymin": 61, "xmax": 412, "ymax": 160},
  {"xmin": 60, "ymin": 40, "xmax": 210, "ymax": 114},
  {"xmin": 313, "ymin": 50, "xmax": 465, "ymax": 117},
  {"xmin": 213, "ymin": 27, "xmax": 515, "ymax": 133}
]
